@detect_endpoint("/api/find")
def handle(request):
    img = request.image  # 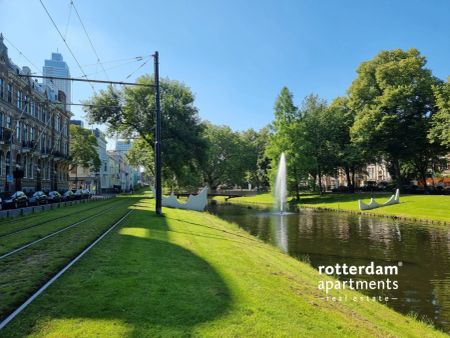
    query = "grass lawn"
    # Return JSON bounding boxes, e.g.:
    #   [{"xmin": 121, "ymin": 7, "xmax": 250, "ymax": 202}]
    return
[
  {"xmin": 2, "ymin": 194, "xmax": 445, "ymax": 337},
  {"xmin": 0, "ymin": 197, "xmax": 138, "ymax": 321},
  {"xmin": 221, "ymin": 192, "xmax": 450, "ymax": 223}
]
